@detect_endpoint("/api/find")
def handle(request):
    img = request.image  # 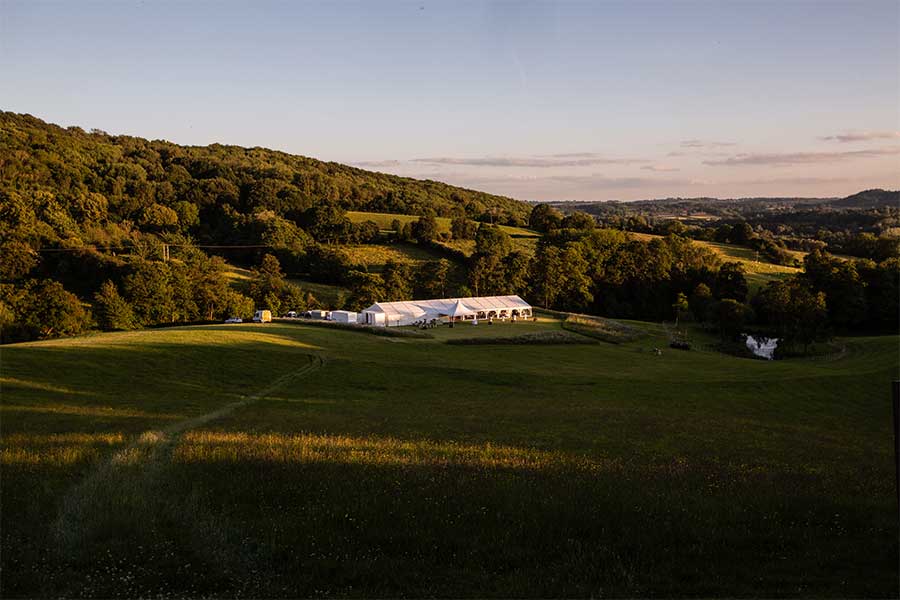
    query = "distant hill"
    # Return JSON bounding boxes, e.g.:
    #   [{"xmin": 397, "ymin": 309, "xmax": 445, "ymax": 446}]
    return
[
  {"xmin": 0, "ymin": 111, "xmax": 530, "ymax": 224},
  {"xmin": 828, "ymin": 189, "xmax": 899, "ymax": 209},
  {"xmin": 547, "ymin": 190, "xmax": 896, "ymax": 218}
]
